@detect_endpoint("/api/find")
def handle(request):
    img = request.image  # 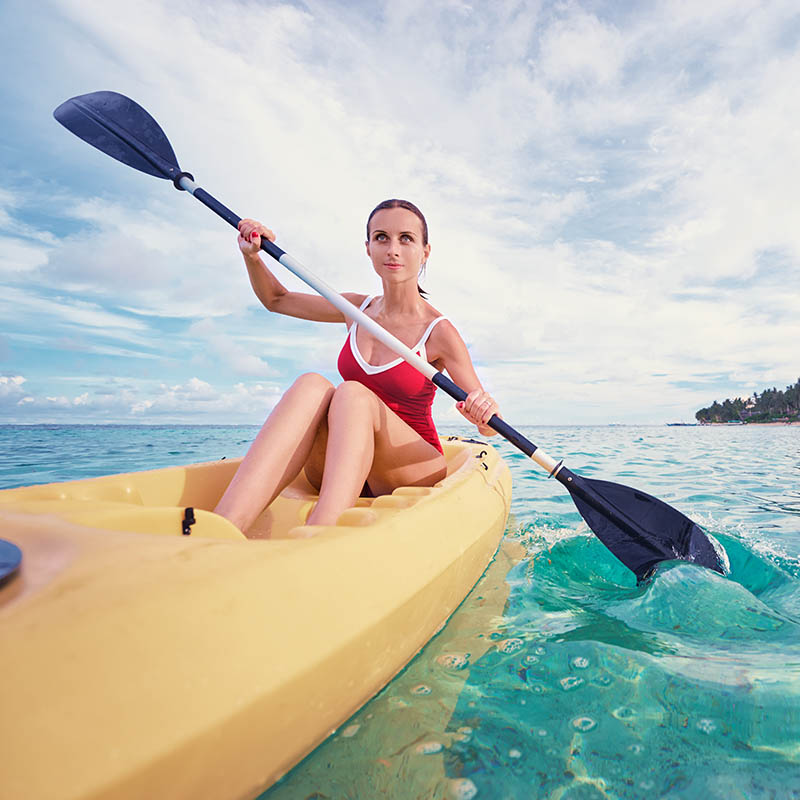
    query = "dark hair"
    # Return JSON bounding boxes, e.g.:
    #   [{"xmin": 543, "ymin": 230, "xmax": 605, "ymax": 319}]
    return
[{"xmin": 366, "ymin": 199, "xmax": 429, "ymax": 297}]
